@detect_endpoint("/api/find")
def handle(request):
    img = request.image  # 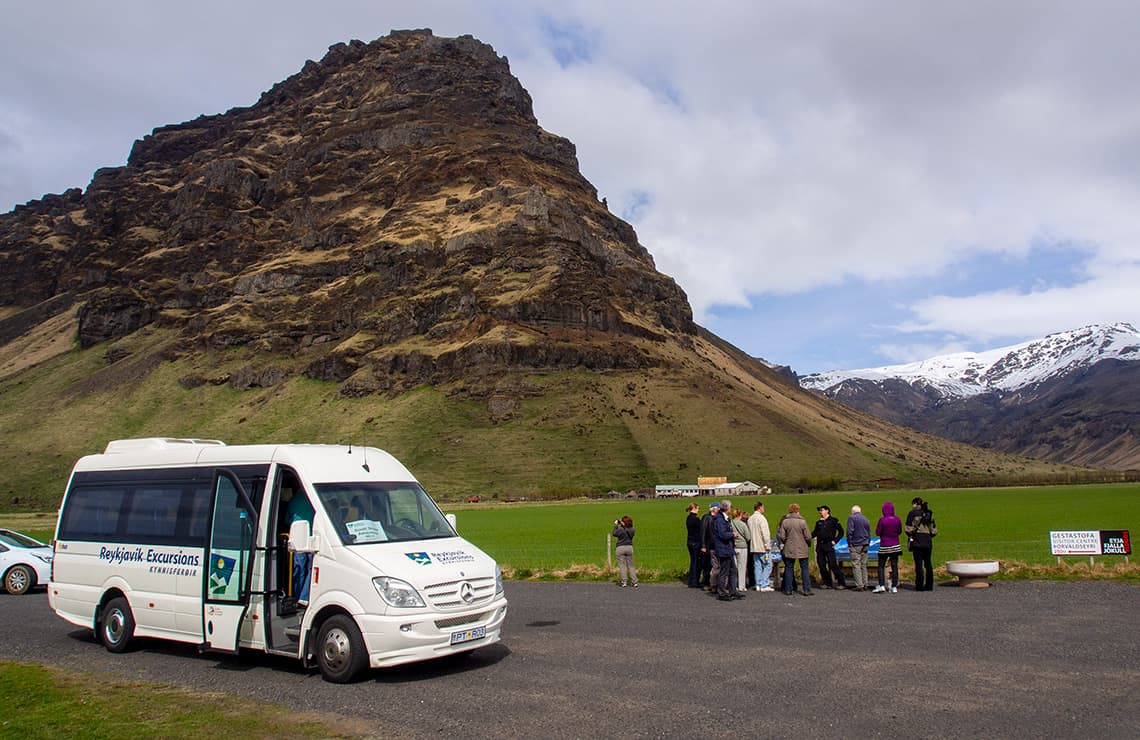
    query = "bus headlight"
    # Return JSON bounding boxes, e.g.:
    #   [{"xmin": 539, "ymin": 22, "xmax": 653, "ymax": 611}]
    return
[
  {"xmin": 495, "ymin": 564, "xmax": 504, "ymax": 595},
  {"xmin": 373, "ymin": 577, "xmax": 425, "ymax": 608}
]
